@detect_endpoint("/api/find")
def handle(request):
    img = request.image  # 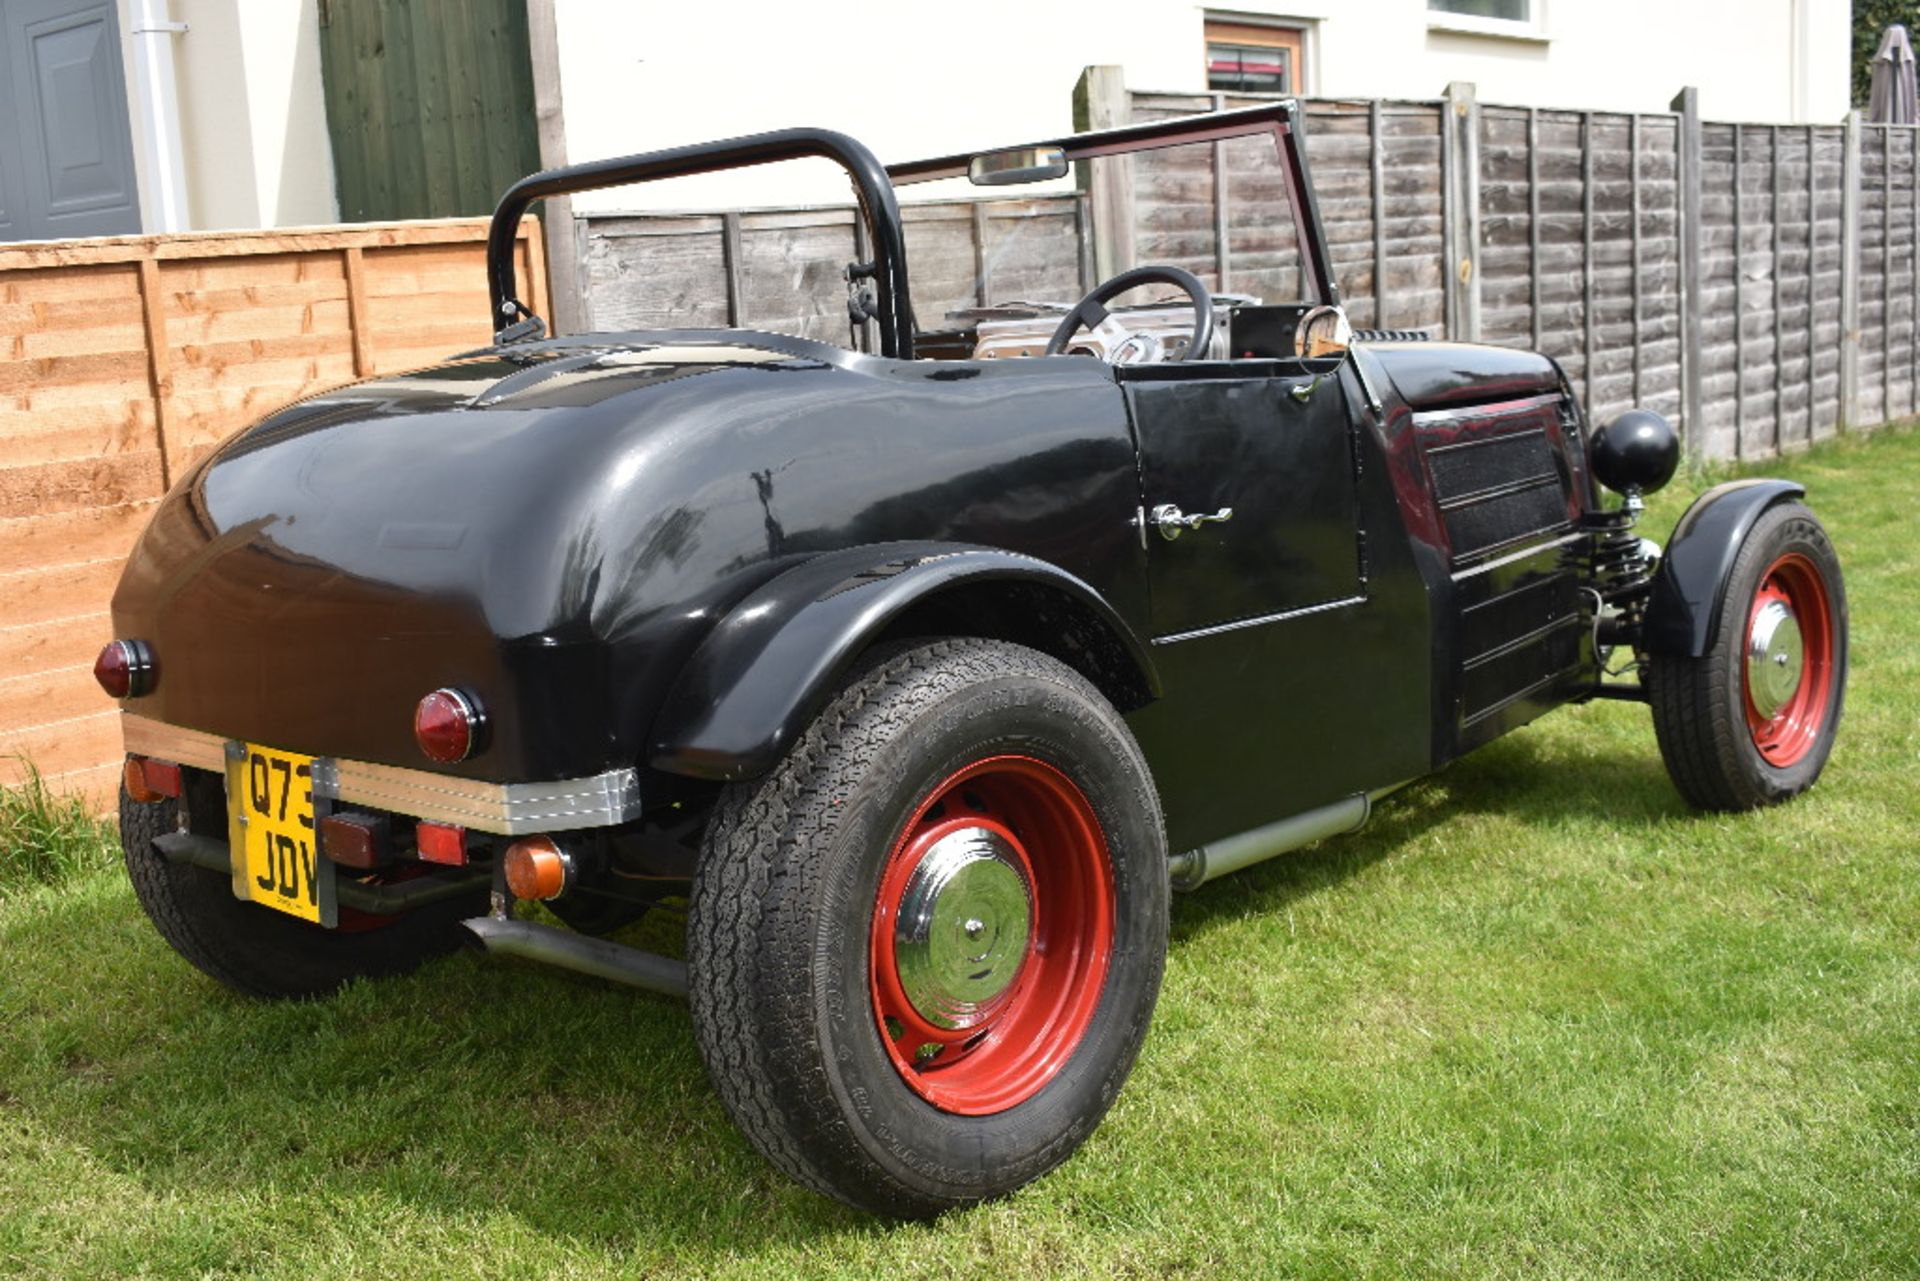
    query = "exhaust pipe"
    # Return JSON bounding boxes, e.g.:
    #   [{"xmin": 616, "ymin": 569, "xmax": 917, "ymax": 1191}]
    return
[
  {"xmin": 462, "ymin": 916, "xmax": 689, "ymax": 999},
  {"xmin": 1167, "ymin": 782, "xmax": 1407, "ymax": 890}
]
